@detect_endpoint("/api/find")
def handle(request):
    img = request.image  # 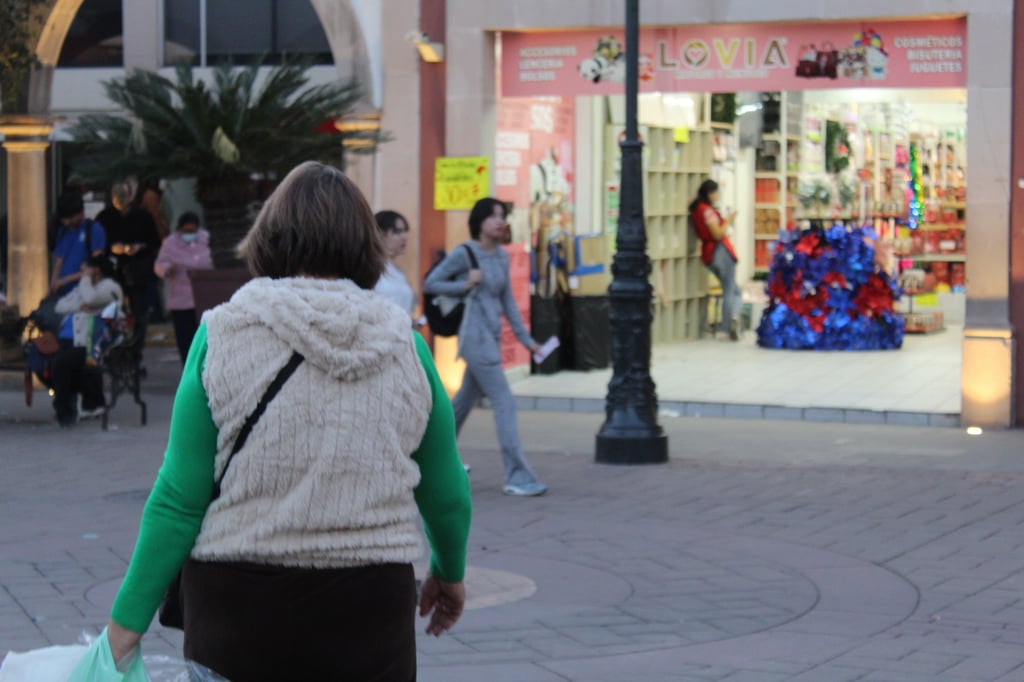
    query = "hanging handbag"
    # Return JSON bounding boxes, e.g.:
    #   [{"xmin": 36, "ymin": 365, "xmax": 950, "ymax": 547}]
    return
[
  {"xmin": 795, "ymin": 59, "xmax": 818, "ymax": 77},
  {"xmin": 157, "ymin": 350, "xmax": 305, "ymax": 630},
  {"xmin": 817, "ymin": 41, "xmax": 839, "ymax": 79}
]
